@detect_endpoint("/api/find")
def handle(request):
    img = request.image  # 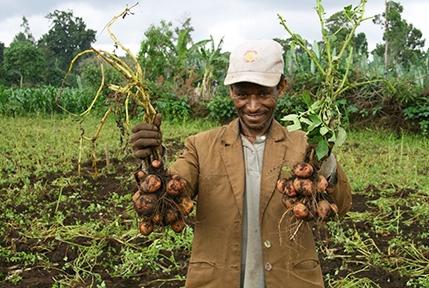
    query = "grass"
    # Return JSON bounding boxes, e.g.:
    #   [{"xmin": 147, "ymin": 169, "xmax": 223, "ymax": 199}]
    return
[
  {"xmin": 339, "ymin": 128, "xmax": 429, "ymax": 193},
  {"xmin": 1, "ymin": 115, "xmax": 429, "ymax": 287},
  {"xmin": 324, "ymin": 129, "xmax": 429, "ymax": 287}
]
